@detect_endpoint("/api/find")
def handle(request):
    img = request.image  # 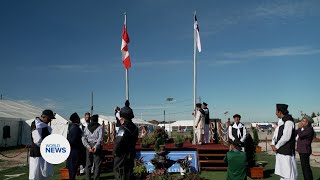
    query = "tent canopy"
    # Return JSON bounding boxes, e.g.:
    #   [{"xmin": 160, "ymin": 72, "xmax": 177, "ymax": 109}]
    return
[
  {"xmin": 0, "ymin": 100, "xmax": 42, "ymax": 120},
  {"xmin": 0, "ymin": 100, "xmax": 70, "ymax": 146},
  {"xmin": 170, "ymin": 120, "xmax": 194, "ymax": 127},
  {"xmin": 80, "ymin": 115, "xmax": 154, "ymax": 126}
]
